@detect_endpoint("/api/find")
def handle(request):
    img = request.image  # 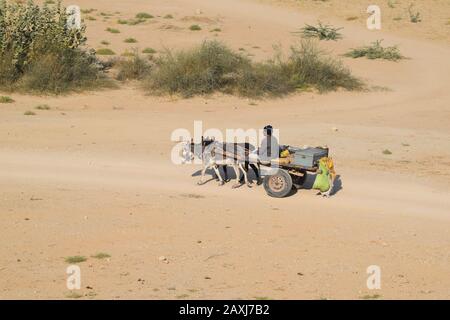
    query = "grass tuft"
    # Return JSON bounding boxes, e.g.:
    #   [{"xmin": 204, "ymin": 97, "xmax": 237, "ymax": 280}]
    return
[
  {"xmin": 35, "ymin": 104, "xmax": 50, "ymax": 110},
  {"xmin": 142, "ymin": 48, "xmax": 157, "ymax": 54},
  {"xmin": 0, "ymin": 96, "xmax": 14, "ymax": 103},
  {"xmin": 65, "ymin": 256, "xmax": 87, "ymax": 264},
  {"xmin": 136, "ymin": 12, "xmax": 153, "ymax": 19},
  {"xmin": 345, "ymin": 40, "xmax": 404, "ymax": 61},
  {"xmin": 116, "ymin": 53, "xmax": 152, "ymax": 81},
  {"xmin": 66, "ymin": 291, "xmax": 83, "ymax": 299},
  {"xmin": 97, "ymin": 48, "xmax": 116, "ymax": 55},
  {"xmin": 92, "ymin": 252, "xmax": 111, "ymax": 259},
  {"xmin": 189, "ymin": 24, "xmax": 202, "ymax": 31},
  {"xmin": 106, "ymin": 27, "xmax": 120, "ymax": 34},
  {"xmin": 124, "ymin": 38, "xmax": 138, "ymax": 43},
  {"xmin": 295, "ymin": 22, "xmax": 343, "ymax": 41},
  {"xmin": 361, "ymin": 294, "xmax": 382, "ymax": 300}
]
